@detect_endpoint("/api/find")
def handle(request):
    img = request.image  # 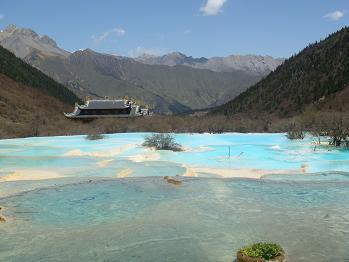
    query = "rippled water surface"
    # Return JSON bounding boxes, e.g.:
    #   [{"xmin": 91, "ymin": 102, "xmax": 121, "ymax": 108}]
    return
[{"xmin": 0, "ymin": 133, "xmax": 349, "ymax": 261}]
